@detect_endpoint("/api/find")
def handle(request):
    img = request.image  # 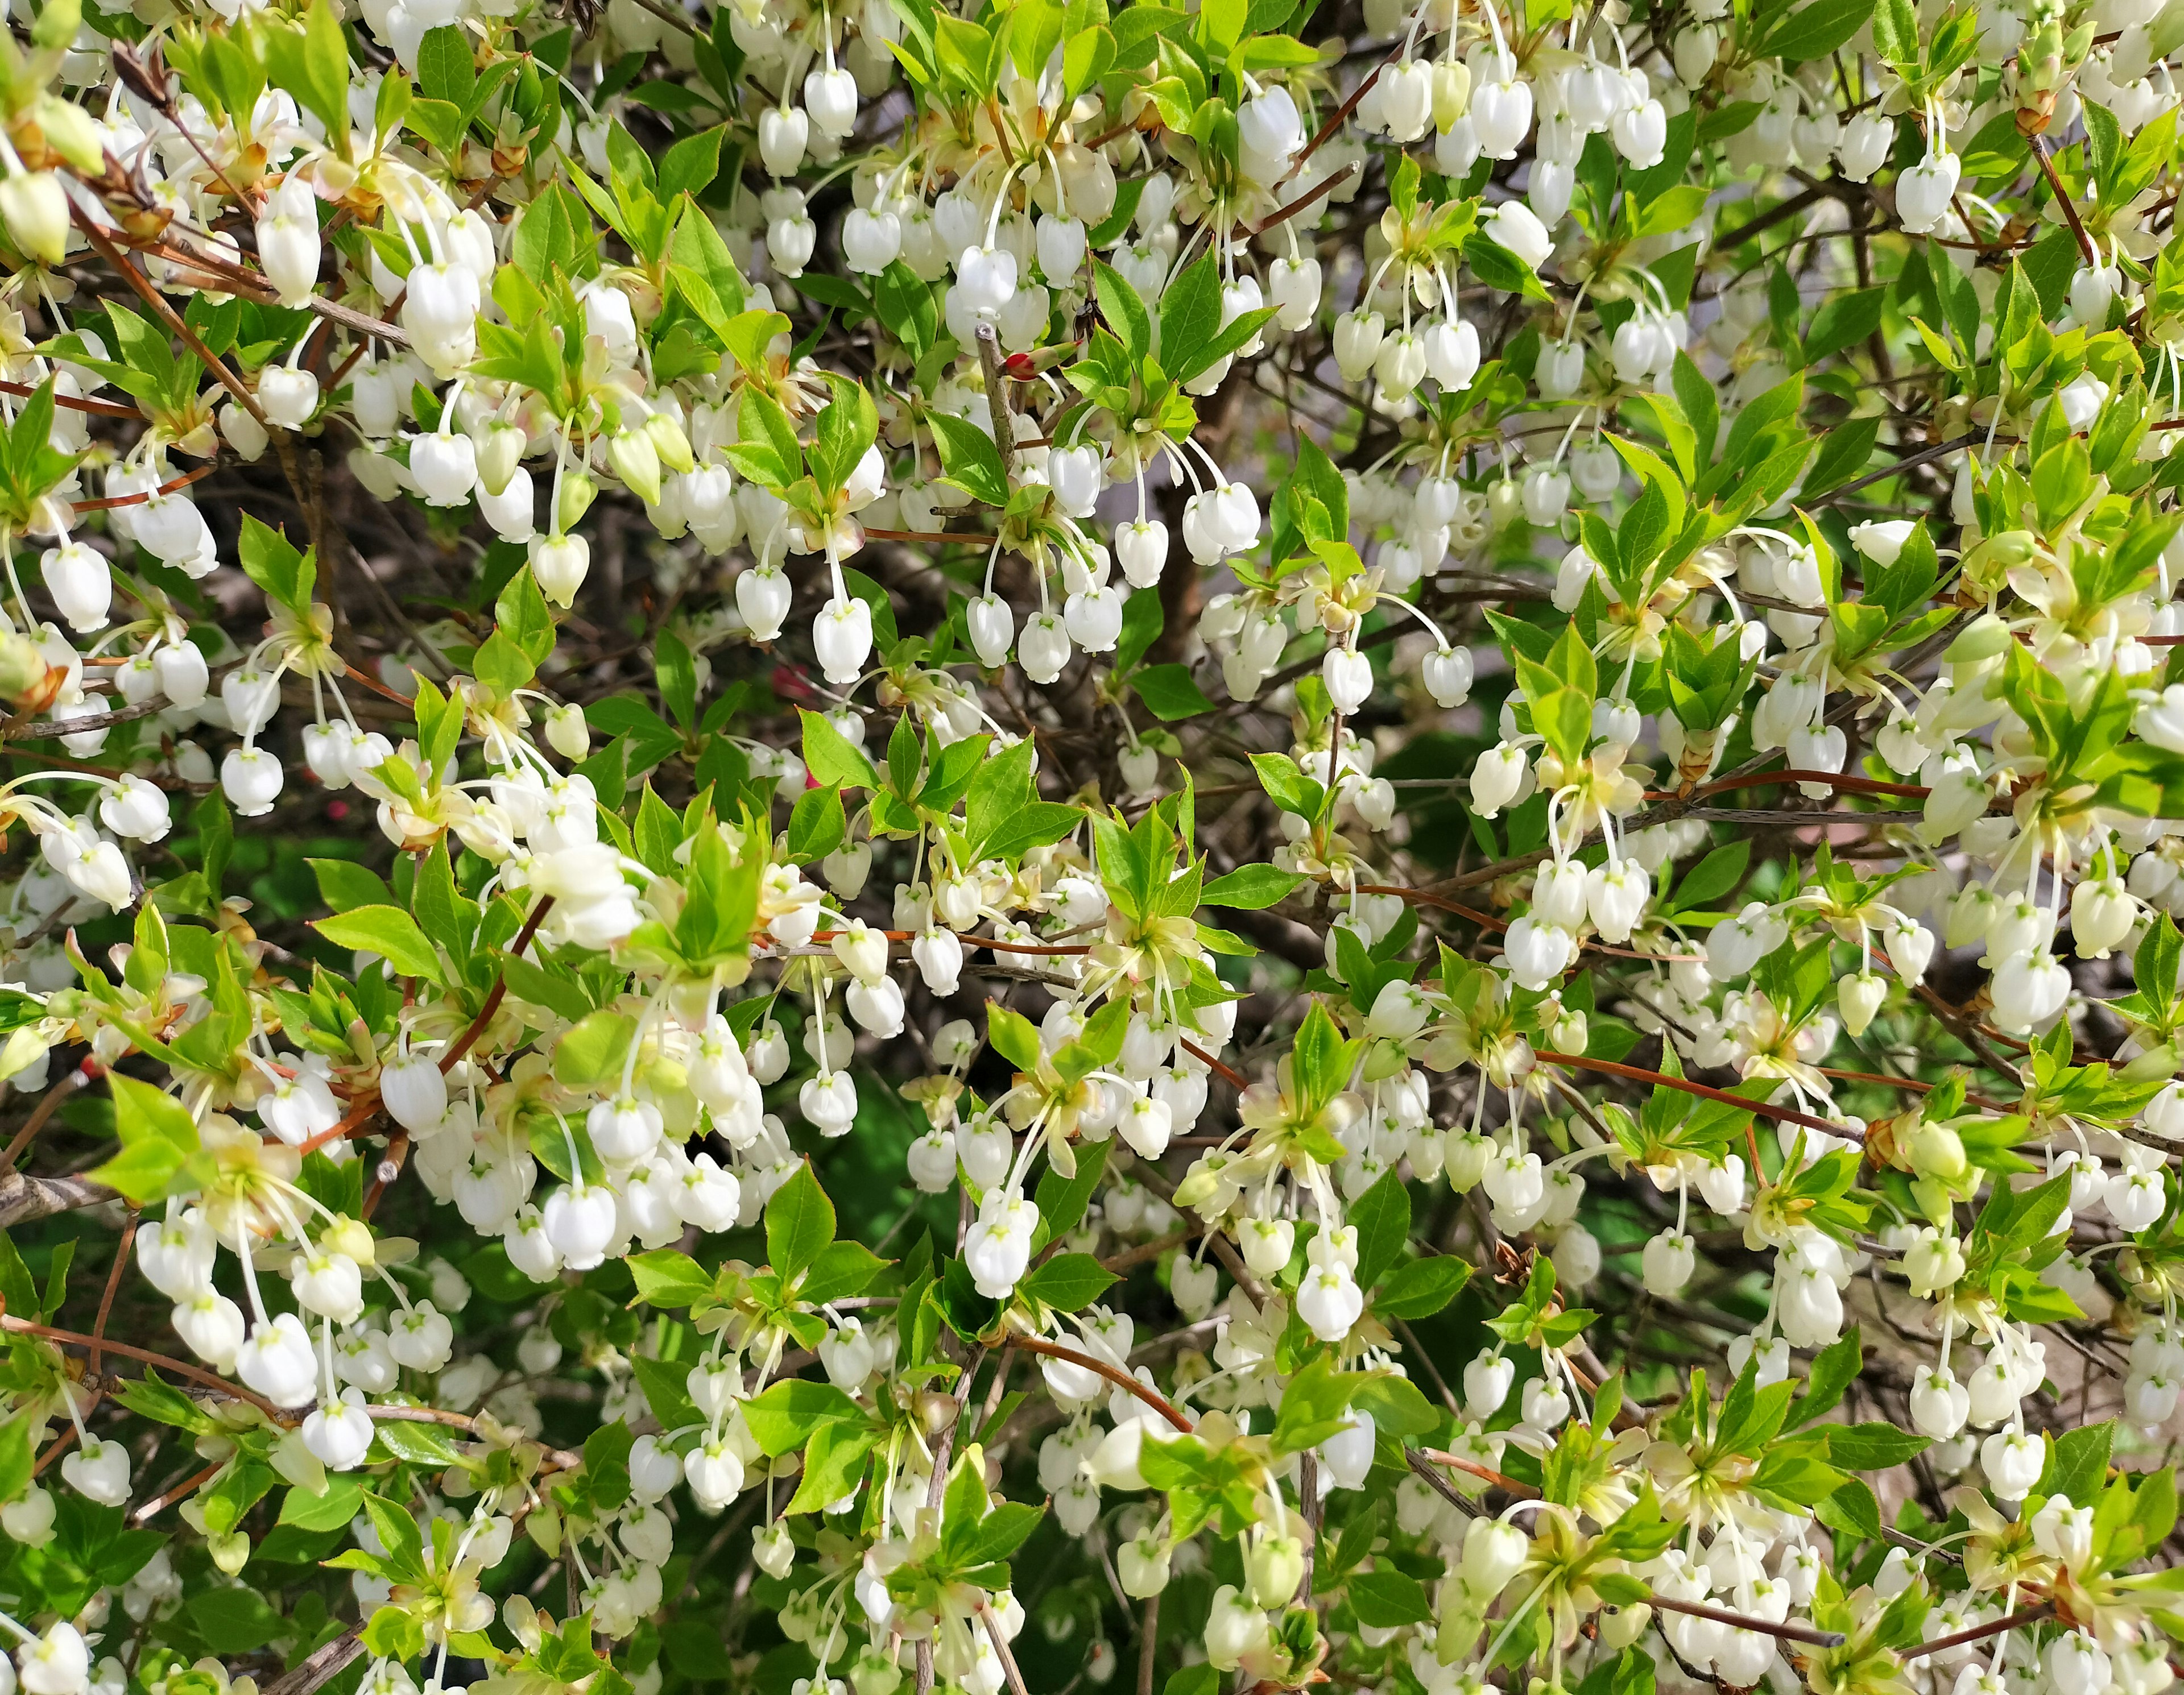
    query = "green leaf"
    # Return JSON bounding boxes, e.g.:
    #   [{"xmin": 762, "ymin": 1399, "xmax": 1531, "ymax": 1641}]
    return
[
  {"xmin": 657, "ymin": 125, "xmax": 726, "ymax": 202},
  {"xmin": 374, "ymin": 1418, "xmax": 465, "ymax": 1467},
  {"xmin": 787, "ymin": 782, "xmax": 847, "ymax": 863},
  {"xmin": 2040, "ymin": 1419, "xmax": 2114, "ymax": 1506},
  {"xmin": 742, "ymin": 1378, "xmax": 863, "ymax": 1455},
  {"xmin": 1271, "ymin": 1356, "xmax": 1362, "ymax": 1453},
  {"xmin": 1017, "ymin": 1252, "xmax": 1120, "ymax": 1312},
  {"xmin": 86, "ymin": 1139, "xmax": 187, "ymax": 1206},
  {"xmin": 1131, "ymin": 662, "xmax": 1214, "ymax": 720},
  {"xmin": 111, "ymin": 1071, "xmax": 202, "ymax": 1157},
  {"xmin": 725, "ymin": 386, "xmax": 801, "ymax": 488},
  {"xmin": 1062, "ymin": 24, "xmax": 1115, "ymax": 99},
  {"xmin": 800, "ymin": 706, "xmax": 881, "ymax": 790},
  {"xmin": 929, "ymin": 411, "xmax": 1009, "ymax": 506},
  {"xmin": 1762, "ymin": 0, "xmax": 1871, "ymax": 61},
  {"xmin": 1790, "ymin": 1328, "xmax": 1863, "ymax": 1426},
  {"xmin": 190, "ymin": 1588, "xmax": 286, "ymax": 1655},
  {"xmin": 237, "ymin": 513, "xmax": 315, "ymax": 614},
  {"xmin": 1349, "ymin": 1568, "xmax": 1432, "ymax": 1627},
  {"xmin": 874, "ymin": 261, "xmax": 939, "ymax": 355},
  {"xmin": 1348, "ymin": 1169, "xmax": 1411, "ymax": 1290},
  {"xmin": 632, "ymin": 1354, "xmax": 702, "ymax": 1432},
  {"xmin": 1158, "ymin": 255, "xmax": 1223, "ymax": 373},
  {"xmin": 654, "ymin": 629, "xmax": 698, "ymax": 729},
  {"xmin": 314, "ymin": 906, "xmax": 441, "ymax": 981},
  {"xmin": 1094, "ymin": 260, "xmax": 1152, "ymax": 365},
  {"xmin": 626, "ymin": 1249, "xmax": 713, "ymax": 1307},
  {"xmin": 1289, "ymin": 998, "xmax": 1356, "ymax": 1112},
  {"xmin": 417, "ymin": 27, "xmax": 475, "ymax": 107},
  {"xmin": 1666, "ymin": 840, "xmax": 1749, "ymax": 913},
  {"xmin": 552, "ymin": 1009, "xmax": 636, "ymax": 1088},
  {"xmin": 1199, "ymin": 864, "xmax": 1304, "ymax": 910},
  {"xmin": 1804, "ymin": 286, "xmax": 1888, "ymax": 365},
  {"xmin": 767, "ymin": 1161, "xmax": 836, "ymax": 1282},
  {"xmin": 1871, "ymin": 0, "xmax": 1918, "ymax": 63},
  {"xmin": 262, "ymin": 0, "xmax": 350, "ymax": 142},
  {"xmin": 1032, "ymin": 1138, "xmax": 1110, "ymax": 1243},
  {"xmin": 278, "ymin": 1473, "xmax": 365, "ymax": 1531},
  {"xmin": 1249, "ymin": 752, "xmax": 1324, "ymax": 819},
  {"xmin": 786, "ymin": 1419, "xmax": 879, "ymax": 1513},
  {"xmin": 965, "ymin": 736, "xmax": 1081, "ymax": 863},
  {"xmin": 1372, "ymin": 1255, "xmax": 1472, "ymax": 1319},
  {"xmin": 809, "ymin": 374, "xmax": 882, "ymax": 495},
  {"xmin": 1825, "ymin": 1423, "xmax": 1932, "ymax": 1470},
  {"xmin": 0, "ymin": 1412, "xmax": 30, "ymax": 1505},
  {"xmin": 0, "ymin": 1235, "xmax": 34, "ymax": 1341},
  {"xmin": 799, "ymin": 1238, "xmax": 890, "ymax": 1306},
  {"xmin": 1803, "ymin": 413, "xmax": 1881, "ymax": 497},
  {"xmin": 986, "ymin": 1001, "xmax": 1044, "ymax": 1072},
  {"xmin": 1817, "ymin": 1477, "xmax": 1884, "ymax": 1545}
]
